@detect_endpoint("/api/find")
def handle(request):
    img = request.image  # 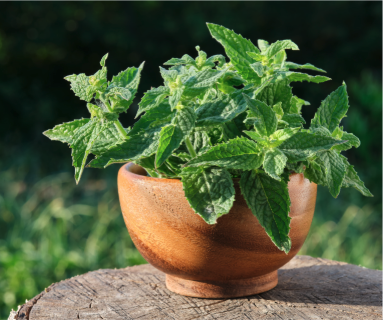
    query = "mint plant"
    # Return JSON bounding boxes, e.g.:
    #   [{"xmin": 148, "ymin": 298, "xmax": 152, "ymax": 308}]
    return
[{"xmin": 44, "ymin": 24, "xmax": 372, "ymax": 253}]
